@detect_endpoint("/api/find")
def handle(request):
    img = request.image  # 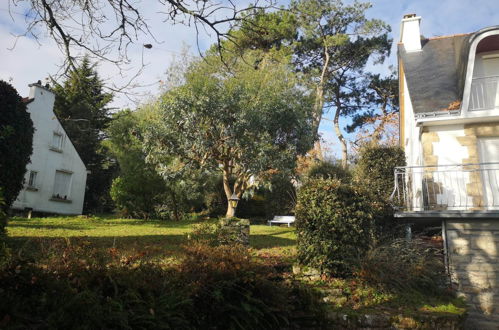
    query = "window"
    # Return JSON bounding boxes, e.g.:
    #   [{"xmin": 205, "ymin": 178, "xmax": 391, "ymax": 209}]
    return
[
  {"xmin": 27, "ymin": 171, "xmax": 37, "ymax": 188},
  {"xmin": 52, "ymin": 170, "xmax": 72, "ymax": 200},
  {"xmin": 51, "ymin": 132, "xmax": 63, "ymax": 151}
]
